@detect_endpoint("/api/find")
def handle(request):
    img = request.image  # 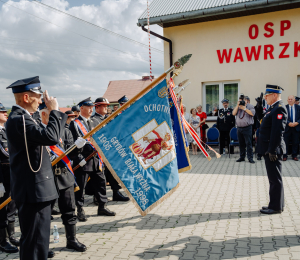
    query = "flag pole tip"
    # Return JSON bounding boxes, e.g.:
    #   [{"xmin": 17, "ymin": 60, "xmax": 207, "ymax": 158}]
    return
[{"xmin": 174, "ymin": 54, "xmax": 192, "ymax": 69}]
